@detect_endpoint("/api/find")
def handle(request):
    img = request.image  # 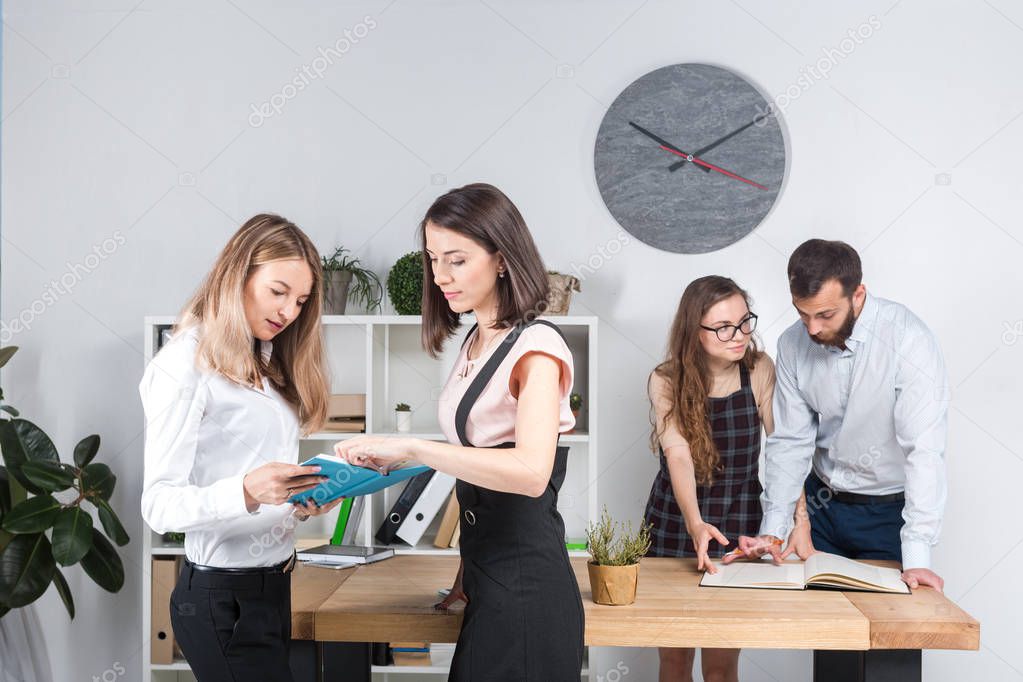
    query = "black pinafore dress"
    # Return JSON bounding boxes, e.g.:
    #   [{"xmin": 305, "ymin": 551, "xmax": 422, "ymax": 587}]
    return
[
  {"xmin": 643, "ymin": 362, "xmax": 763, "ymax": 557},
  {"xmin": 447, "ymin": 319, "xmax": 585, "ymax": 682}
]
